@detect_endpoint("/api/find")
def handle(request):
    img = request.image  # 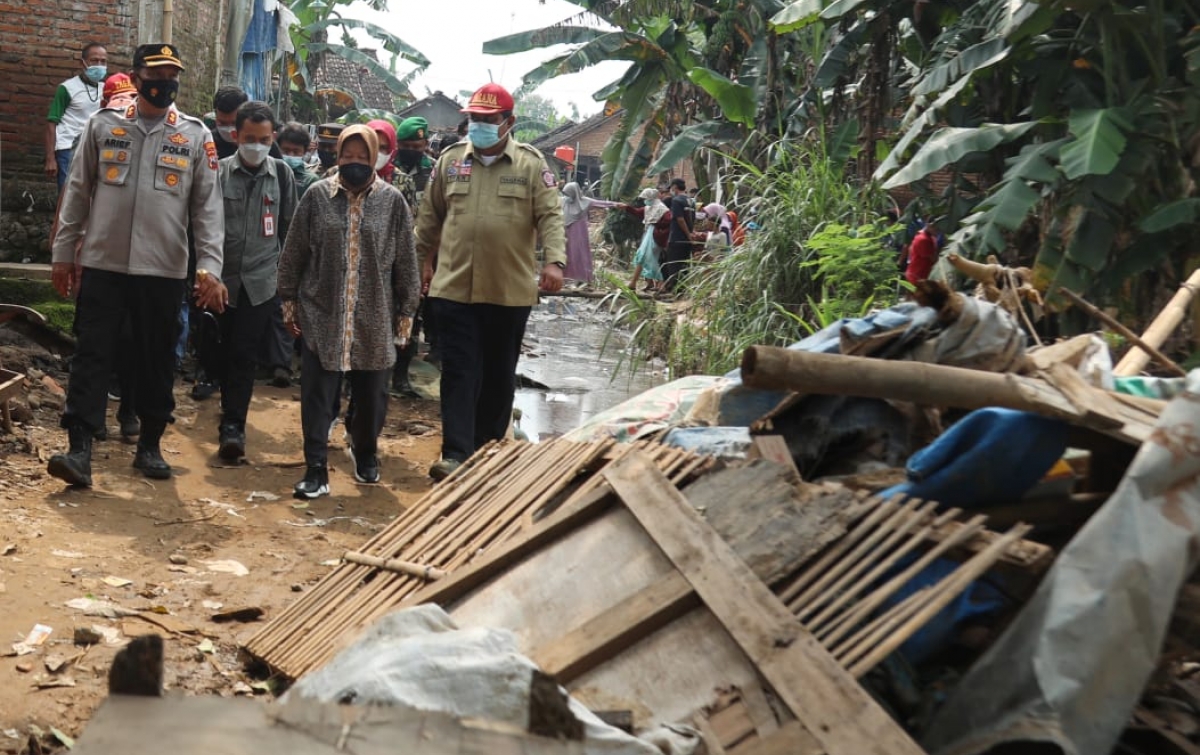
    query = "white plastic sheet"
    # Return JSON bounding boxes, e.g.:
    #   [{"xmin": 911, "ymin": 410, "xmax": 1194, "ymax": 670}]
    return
[
  {"xmin": 923, "ymin": 371, "xmax": 1200, "ymax": 755},
  {"xmin": 284, "ymin": 605, "xmax": 691, "ymax": 755}
]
